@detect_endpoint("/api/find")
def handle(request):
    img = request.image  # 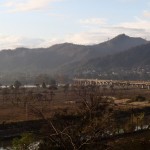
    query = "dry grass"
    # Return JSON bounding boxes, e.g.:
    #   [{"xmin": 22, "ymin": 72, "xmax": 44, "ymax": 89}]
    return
[
  {"xmin": 0, "ymin": 87, "xmax": 78, "ymax": 123},
  {"xmin": 0, "ymin": 87, "xmax": 150, "ymax": 123}
]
